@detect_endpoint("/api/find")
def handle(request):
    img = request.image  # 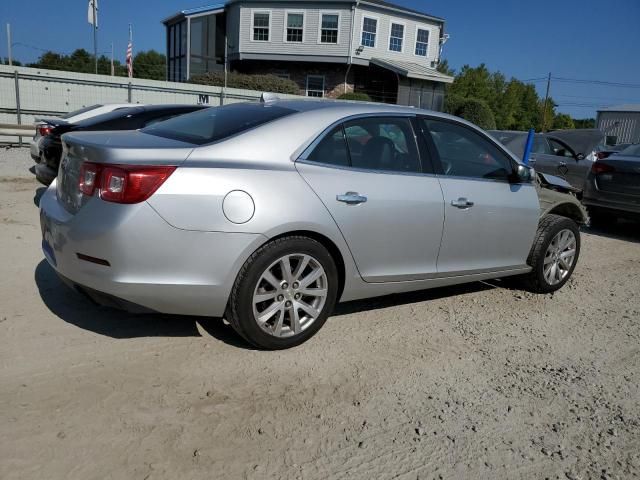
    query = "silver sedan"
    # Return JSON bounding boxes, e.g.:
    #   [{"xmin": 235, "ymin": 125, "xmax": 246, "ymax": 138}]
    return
[{"xmin": 39, "ymin": 100, "xmax": 584, "ymax": 349}]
